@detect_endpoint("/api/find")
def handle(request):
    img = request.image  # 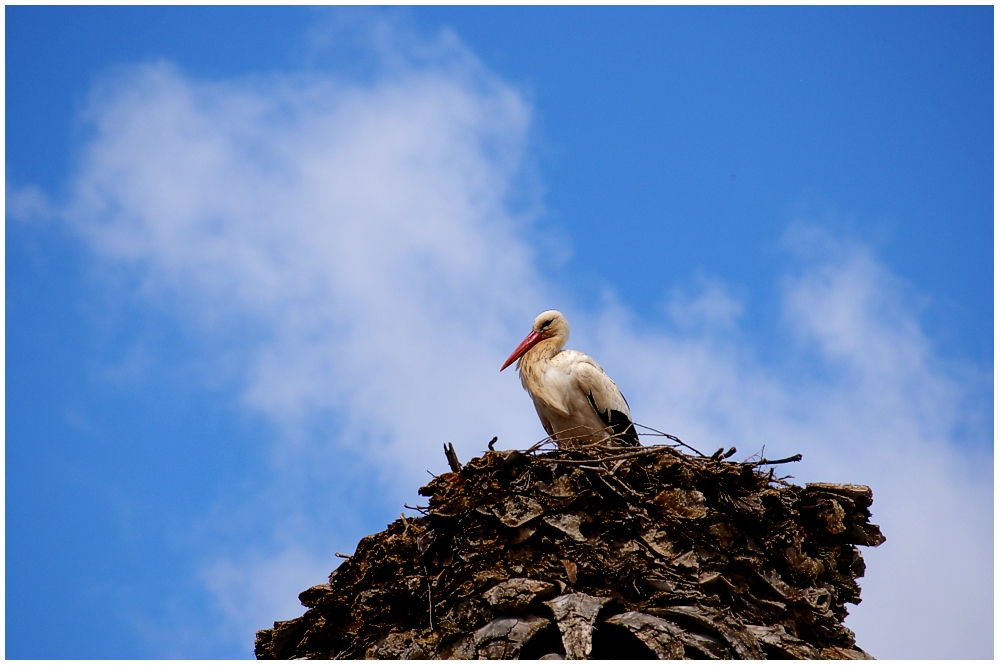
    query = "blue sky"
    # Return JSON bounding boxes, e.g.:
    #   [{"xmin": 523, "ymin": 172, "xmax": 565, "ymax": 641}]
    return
[{"xmin": 6, "ymin": 6, "xmax": 993, "ymax": 659}]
